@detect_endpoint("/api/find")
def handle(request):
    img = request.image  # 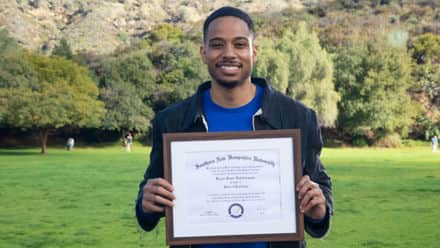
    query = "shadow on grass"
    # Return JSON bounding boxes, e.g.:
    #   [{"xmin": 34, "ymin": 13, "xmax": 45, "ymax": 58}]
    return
[{"xmin": 0, "ymin": 149, "xmax": 41, "ymax": 156}]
